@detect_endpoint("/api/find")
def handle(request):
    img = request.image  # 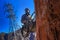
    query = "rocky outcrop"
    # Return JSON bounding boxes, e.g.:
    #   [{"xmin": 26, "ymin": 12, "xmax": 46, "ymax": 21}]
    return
[
  {"xmin": 0, "ymin": 23, "xmax": 36, "ymax": 40},
  {"xmin": 0, "ymin": 33, "xmax": 8, "ymax": 40}
]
